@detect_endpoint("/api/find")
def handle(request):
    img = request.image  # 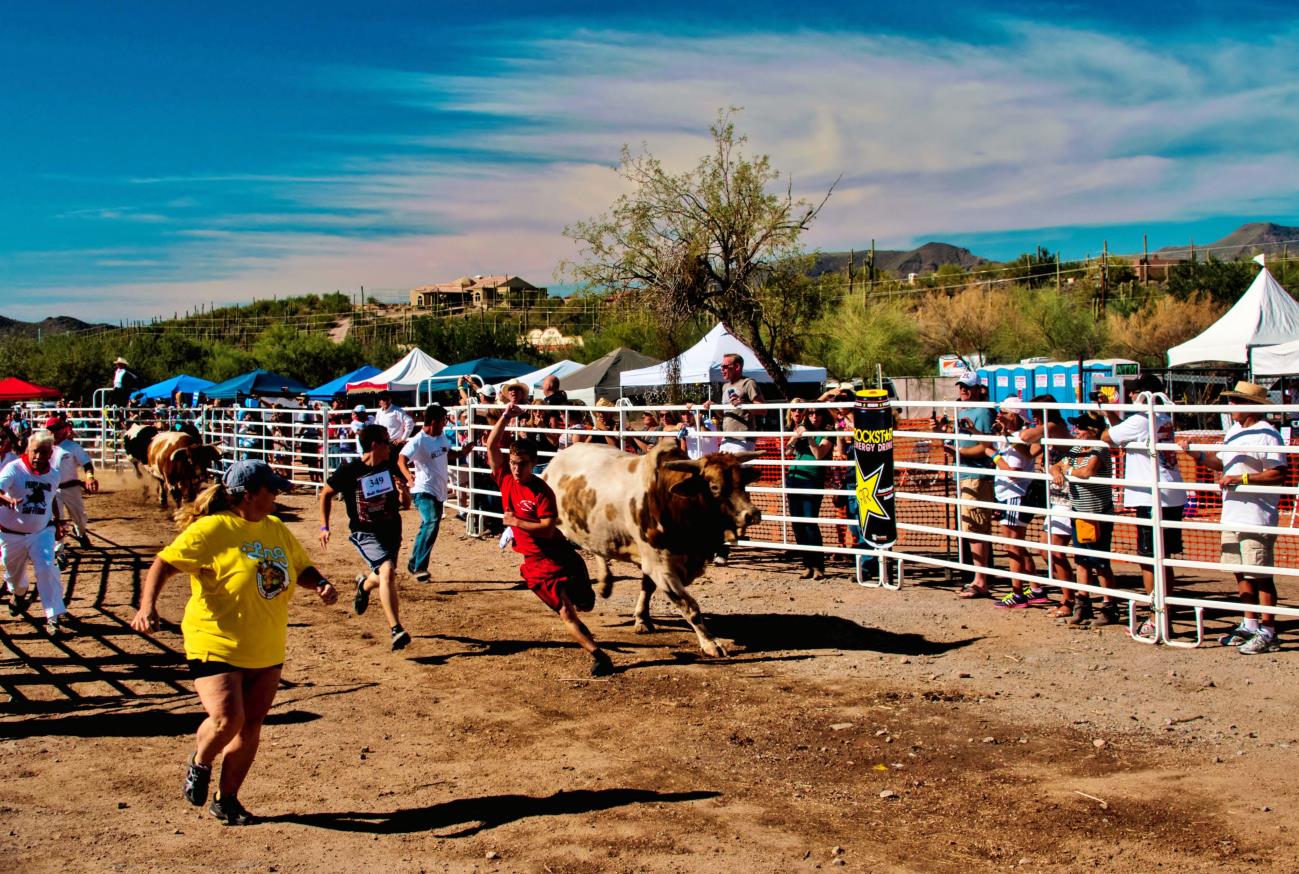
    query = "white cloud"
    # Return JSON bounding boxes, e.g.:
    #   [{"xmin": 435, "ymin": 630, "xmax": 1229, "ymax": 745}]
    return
[{"xmin": 17, "ymin": 19, "xmax": 1299, "ymax": 319}]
